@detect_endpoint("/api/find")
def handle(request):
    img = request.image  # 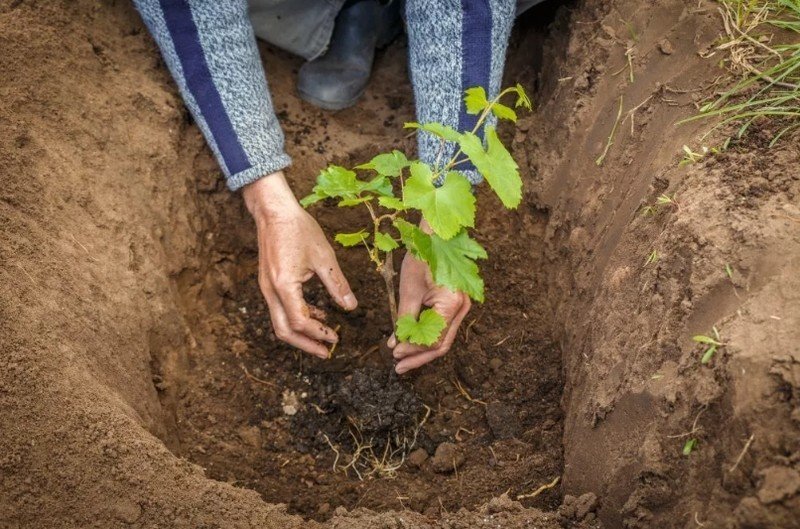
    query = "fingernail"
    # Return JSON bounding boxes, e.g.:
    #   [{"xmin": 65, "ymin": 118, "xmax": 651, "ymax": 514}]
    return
[
  {"xmin": 387, "ymin": 335, "xmax": 397, "ymax": 348},
  {"xmin": 343, "ymin": 293, "xmax": 357, "ymax": 310},
  {"xmin": 395, "ymin": 365, "xmax": 407, "ymax": 375}
]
